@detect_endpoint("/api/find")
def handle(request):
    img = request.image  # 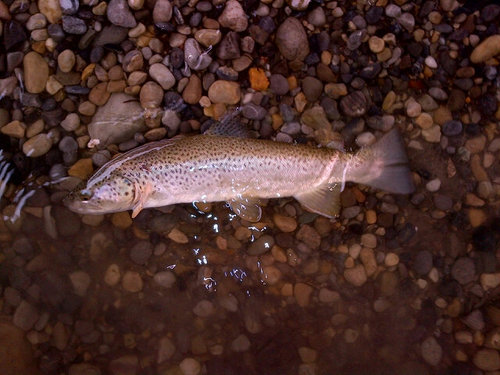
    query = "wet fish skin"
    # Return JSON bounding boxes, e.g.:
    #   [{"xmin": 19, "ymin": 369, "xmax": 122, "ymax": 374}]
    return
[{"xmin": 64, "ymin": 129, "xmax": 414, "ymax": 220}]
